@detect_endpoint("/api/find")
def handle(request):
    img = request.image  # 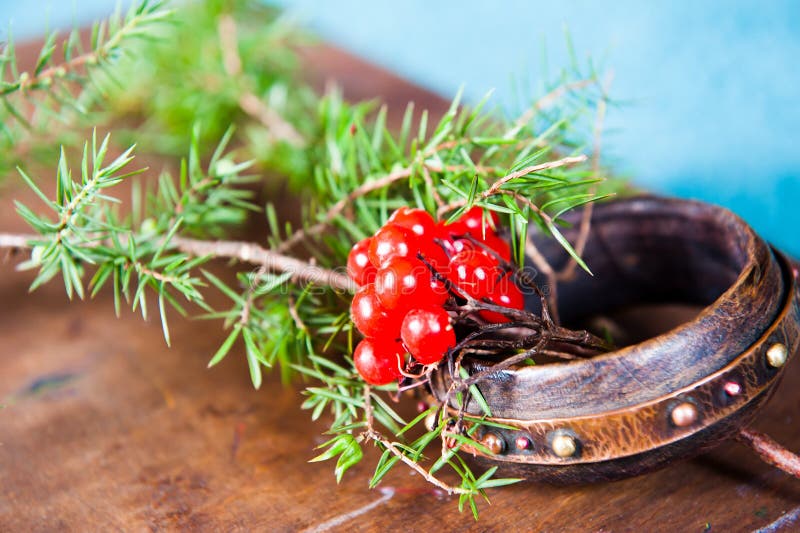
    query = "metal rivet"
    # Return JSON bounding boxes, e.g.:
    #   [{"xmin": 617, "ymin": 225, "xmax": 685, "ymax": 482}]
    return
[
  {"xmin": 482, "ymin": 432, "xmax": 505, "ymax": 455},
  {"xmin": 670, "ymin": 402, "xmax": 698, "ymax": 427},
  {"xmin": 515, "ymin": 436, "xmax": 532, "ymax": 451},
  {"xmin": 551, "ymin": 434, "xmax": 577, "ymax": 458},
  {"xmin": 766, "ymin": 343, "xmax": 788, "ymax": 368},
  {"xmin": 723, "ymin": 381, "xmax": 742, "ymax": 396}
]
